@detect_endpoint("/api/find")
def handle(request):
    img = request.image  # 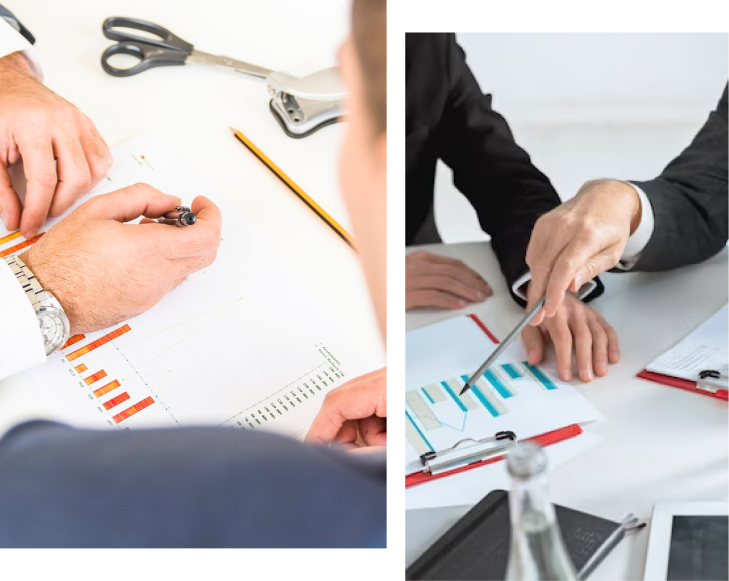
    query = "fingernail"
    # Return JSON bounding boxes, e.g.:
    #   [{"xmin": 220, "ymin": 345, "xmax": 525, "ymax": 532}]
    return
[
  {"xmin": 574, "ymin": 274, "xmax": 582, "ymax": 289},
  {"xmin": 0, "ymin": 212, "xmax": 7, "ymax": 228},
  {"xmin": 581, "ymin": 369, "xmax": 594, "ymax": 381},
  {"xmin": 561, "ymin": 370, "xmax": 572, "ymax": 381},
  {"xmin": 476, "ymin": 292, "xmax": 486, "ymax": 301},
  {"xmin": 26, "ymin": 228, "xmax": 37, "ymax": 240},
  {"xmin": 595, "ymin": 362, "xmax": 607, "ymax": 375},
  {"xmin": 457, "ymin": 300, "xmax": 467, "ymax": 308}
]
